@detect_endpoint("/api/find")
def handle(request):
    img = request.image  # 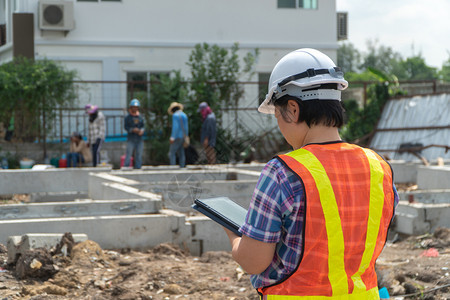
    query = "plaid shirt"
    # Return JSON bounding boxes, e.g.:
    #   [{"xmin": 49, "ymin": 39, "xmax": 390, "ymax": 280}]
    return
[
  {"xmin": 240, "ymin": 158, "xmax": 399, "ymax": 289},
  {"xmin": 88, "ymin": 111, "xmax": 106, "ymax": 144}
]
